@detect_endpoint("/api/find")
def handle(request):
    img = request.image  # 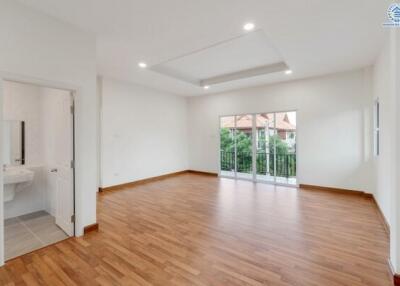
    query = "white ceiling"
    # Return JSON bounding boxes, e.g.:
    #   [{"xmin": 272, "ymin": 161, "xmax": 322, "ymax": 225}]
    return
[
  {"xmin": 16, "ymin": 0, "xmax": 390, "ymax": 96},
  {"xmin": 151, "ymin": 30, "xmax": 286, "ymax": 86}
]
